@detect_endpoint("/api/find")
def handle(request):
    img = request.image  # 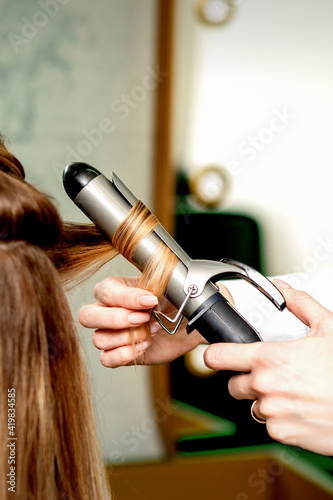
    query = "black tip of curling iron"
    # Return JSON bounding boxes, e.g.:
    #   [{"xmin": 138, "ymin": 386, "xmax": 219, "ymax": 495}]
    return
[{"xmin": 62, "ymin": 162, "xmax": 101, "ymax": 200}]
